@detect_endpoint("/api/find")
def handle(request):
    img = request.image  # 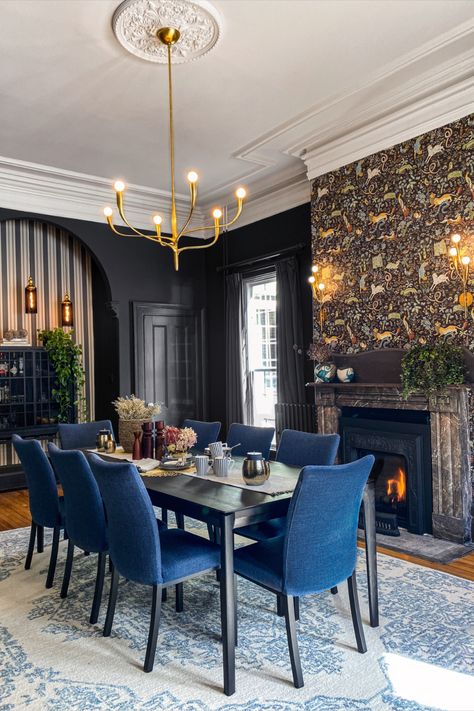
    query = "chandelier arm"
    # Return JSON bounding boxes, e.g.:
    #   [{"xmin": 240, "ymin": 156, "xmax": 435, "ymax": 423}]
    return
[
  {"xmin": 105, "ymin": 215, "xmax": 144, "ymax": 238},
  {"xmin": 177, "ymin": 183, "xmax": 197, "ymax": 238},
  {"xmin": 178, "ymin": 220, "xmax": 220, "ymax": 254},
  {"xmin": 115, "ymin": 193, "xmax": 152, "ymax": 239},
  {"xmin": 181, "ymin": 198, "xmax": 244, "ymax": 236}
]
